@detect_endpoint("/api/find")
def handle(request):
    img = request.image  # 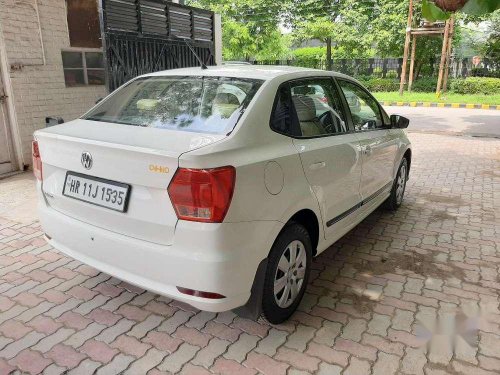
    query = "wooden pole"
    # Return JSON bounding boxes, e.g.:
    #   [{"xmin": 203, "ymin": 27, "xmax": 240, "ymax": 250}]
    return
[
  {"xmin": 442, "ymin": 16, "xmax": 454, "ymax": 93},
  {"xmin": 399, "ymin": 0, "xmax": 413, "ymax": 96},
  {"xmin": 408, "ymin": 34, "xmax": 417, "ymax": 92},
  {"xmin": 436, "ymin": 19, "xmax": 451, "ymax": 95}
]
